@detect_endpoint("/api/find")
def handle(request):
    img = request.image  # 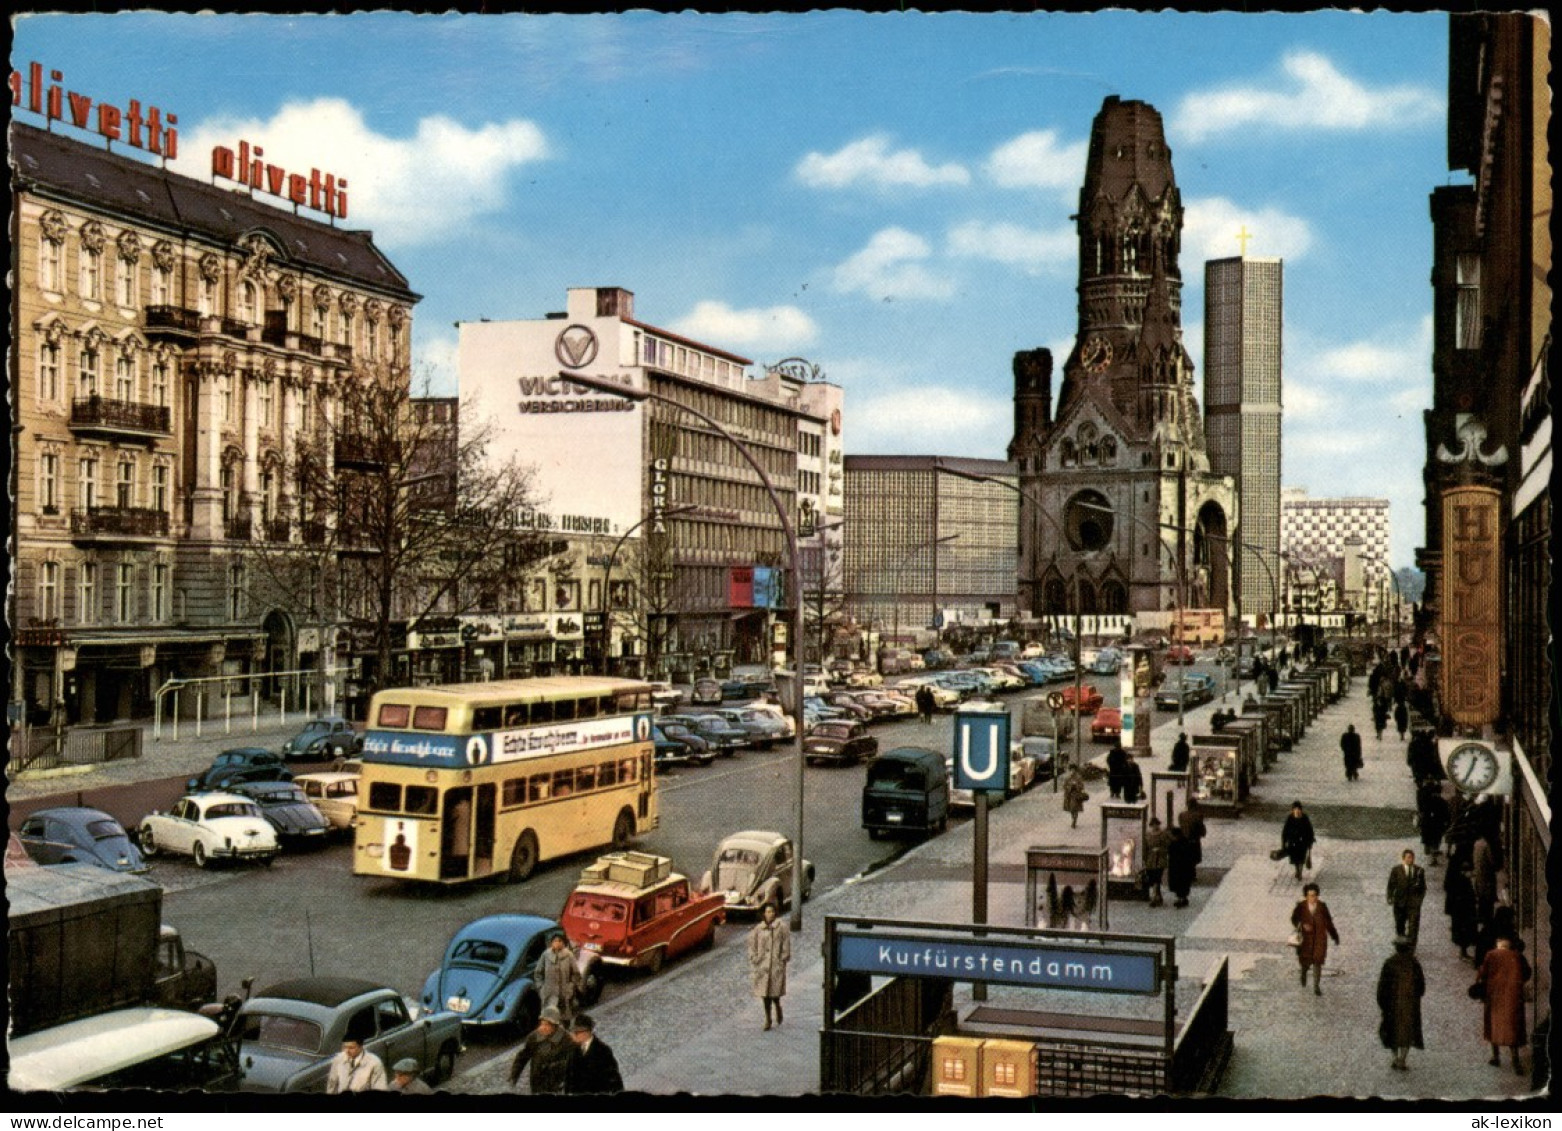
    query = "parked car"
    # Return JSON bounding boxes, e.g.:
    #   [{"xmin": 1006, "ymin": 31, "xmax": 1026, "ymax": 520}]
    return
[
  {"xmin": 898, "ymin": 677, "xmax": 961, "ymax": 709},
  {"xmin": 676, "ymin": 713, "xmax": 750, "ymax": 756},
  {"xmin": 561, "ymin": 852, "xmax": 725, "ymax": 978},
  {"xmin": 1016, "ymin": 735, "xmax": 1058, "ymax": 782},
  {"xmin": 802, "ymin": 696, "xmax": 847, "ymax": 721},
  {"xmin": 1154, "ymin": 672, "xmax": 1216, "ymax": 710},
  {"xmin": 711, "ymin": 707, "xmax": 791, "ymax": 747},
  {"xmin": 15, "ymin": 807, "xmax": 148, "ymax": 874},
  {"xmin": 280, "ymin": 716, "xmax": 363, "ymax": 762},
  {"xmin": 922, "ymin": 648, "xmax": 954, "ymax": 670},
  {"xmin": 1165, "ymin": 644, "xmax": 1196, "ymax": 665},
  {"xmin": 227, "ymin": 781, "xmax": 331, "ymax": 845},
  {"xmin": 1091, "ymin": 707, "xmax": 1124, "ymax": 744},
  {"xmin": 236, "ymin": 977, "xmax": 463, "ymax": 1092},
  {"xmin": 946, "ymin": 758, "xmax": 1006, "ymax": 812},
  {"xmin": 822, "ymin": 693, "xmax": 873, "ymax": 723},
  {"xmin": 842, "ymin": 669, "xmax": 884, "ymax": 689},
  {"xmin": 744, "ymin": 701, "xmax": 797, "ymax": 739},
  {"xmin": 420, "ymin": 914, "xmax": 569, "ymax": 1032},
  {"xmin": 1091, "ymin": 649, "xmax": 1124, "ymax": 675},
  {"xmin": 292, "ymin": 771, "xmax": 360, "ymax": 834},
  {"xmin": 138, "ymin": 793, "xmax": 280, "ymax": 869},
  {"xmin": 803, "ymin": 720, "xmax": 880, "ymax": 766},
  {"xmin": 652, "ymin": 724, "xmax": 707, "ymax": 767},
  {"xmin": 690, "ymin": 679, "xmax": 724, "ymax": 706},
  {"xmin": 698, "ymin": 831, "xmax": 814, "ymax": 916},
  {"xmin": 1057, "ymin": 684, "xmax": 1105, "ymax": 714},
  {"xmin": 186, "ymin": 748, "xmax": 293, "ymax": 793},
  {"xmin": 862, "ymin": 747, "xmax": 950, "ymax": 839}
]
